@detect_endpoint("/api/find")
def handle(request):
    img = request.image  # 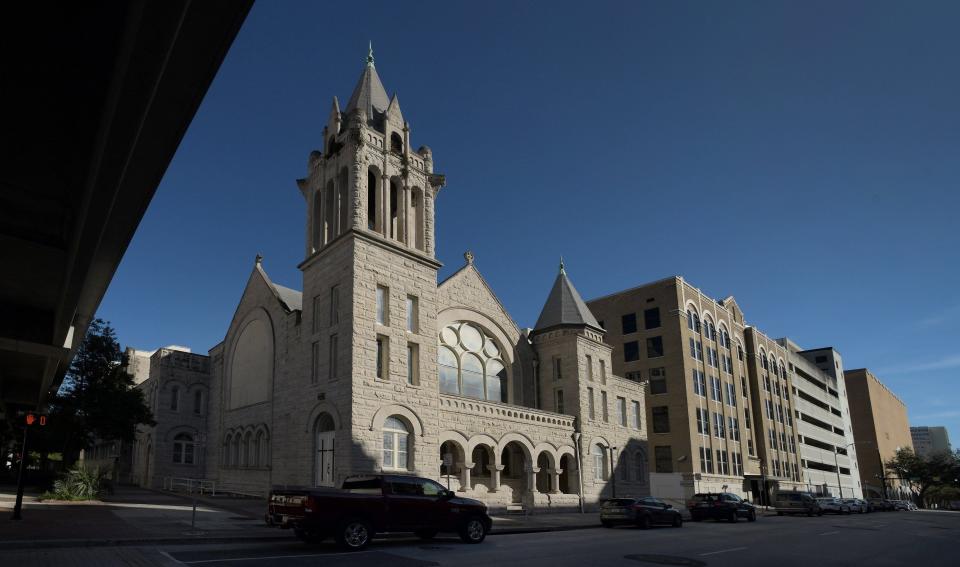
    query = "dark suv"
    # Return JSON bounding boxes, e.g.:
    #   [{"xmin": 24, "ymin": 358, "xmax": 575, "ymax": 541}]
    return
[{"xmin": 688, "ymin": 492, "xmax": 757, "ymax": 522}]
